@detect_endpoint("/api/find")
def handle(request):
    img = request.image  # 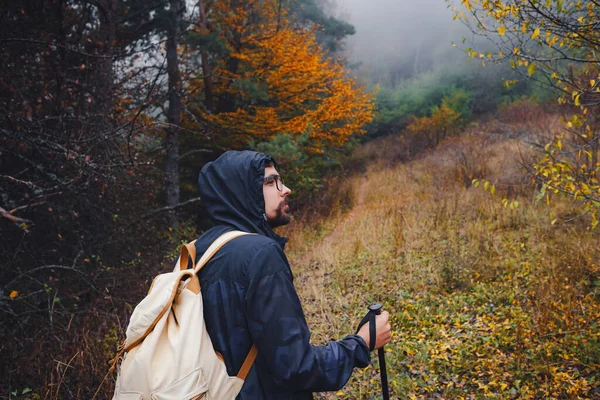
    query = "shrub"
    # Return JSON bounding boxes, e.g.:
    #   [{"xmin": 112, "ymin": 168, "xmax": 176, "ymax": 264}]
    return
[{"xmin": 406, "ymin": 104, "xmax": 462, "ymax": 150}]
